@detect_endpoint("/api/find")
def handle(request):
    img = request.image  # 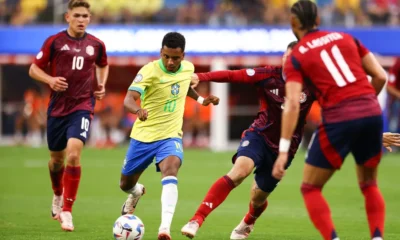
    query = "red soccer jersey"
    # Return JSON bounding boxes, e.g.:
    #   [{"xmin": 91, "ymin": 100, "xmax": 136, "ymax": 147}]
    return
[
  {"xmin": 34, "ymin": 30, "xmax": 108, "ymax": 117},
  {"xmin": 388, "ymin": 58, "xmax": 400, "ymax": 90},
  {"xmin": 284, "ymin": 30, "xmax": 381, "ymax": 123},
  {"xmin": 198, "ymin": 66, "xmax": 315, "ymax": 157}
]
